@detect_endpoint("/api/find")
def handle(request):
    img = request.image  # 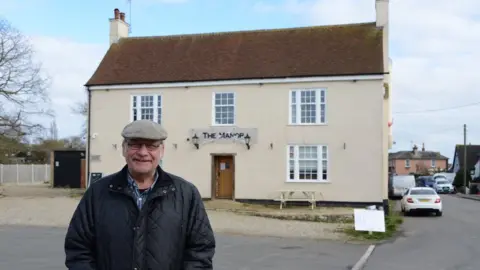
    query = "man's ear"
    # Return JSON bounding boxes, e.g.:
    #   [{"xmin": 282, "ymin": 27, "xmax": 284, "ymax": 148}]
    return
[{"xmin": 121, "ymin": 142, "xmax": 127, "ymax": 157}]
